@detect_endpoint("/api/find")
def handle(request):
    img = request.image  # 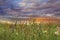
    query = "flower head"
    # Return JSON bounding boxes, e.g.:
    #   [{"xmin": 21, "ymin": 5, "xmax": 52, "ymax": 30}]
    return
[{"xmin": 55, "ymin": 31, "xmax": 59, "ymax": 35}]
